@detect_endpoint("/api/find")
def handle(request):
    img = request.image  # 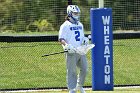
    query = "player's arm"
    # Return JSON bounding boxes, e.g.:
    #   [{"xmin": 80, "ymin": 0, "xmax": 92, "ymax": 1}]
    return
[
  {"xmin": 59, "ymin": 38, "xmax": 75, "ymax": 53},
  {"xmin": 58, "ymin": 24, "xmax": 75, "ymax": 53},
  {"xmin": 59, "ymin": 38, "xmax": 67, "ymax": 46}
]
